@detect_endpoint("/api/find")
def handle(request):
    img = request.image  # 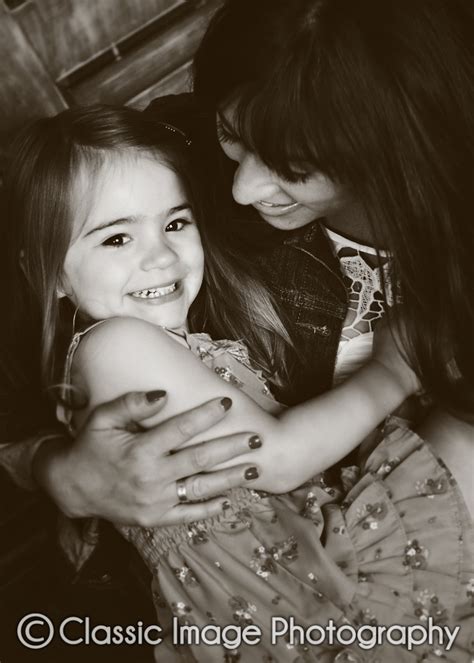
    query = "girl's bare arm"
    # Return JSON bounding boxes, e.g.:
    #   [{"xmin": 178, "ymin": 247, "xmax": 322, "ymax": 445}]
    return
[{"xmin": 74, "ymin": 317, "xmax": 415, "ymax": 493}]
